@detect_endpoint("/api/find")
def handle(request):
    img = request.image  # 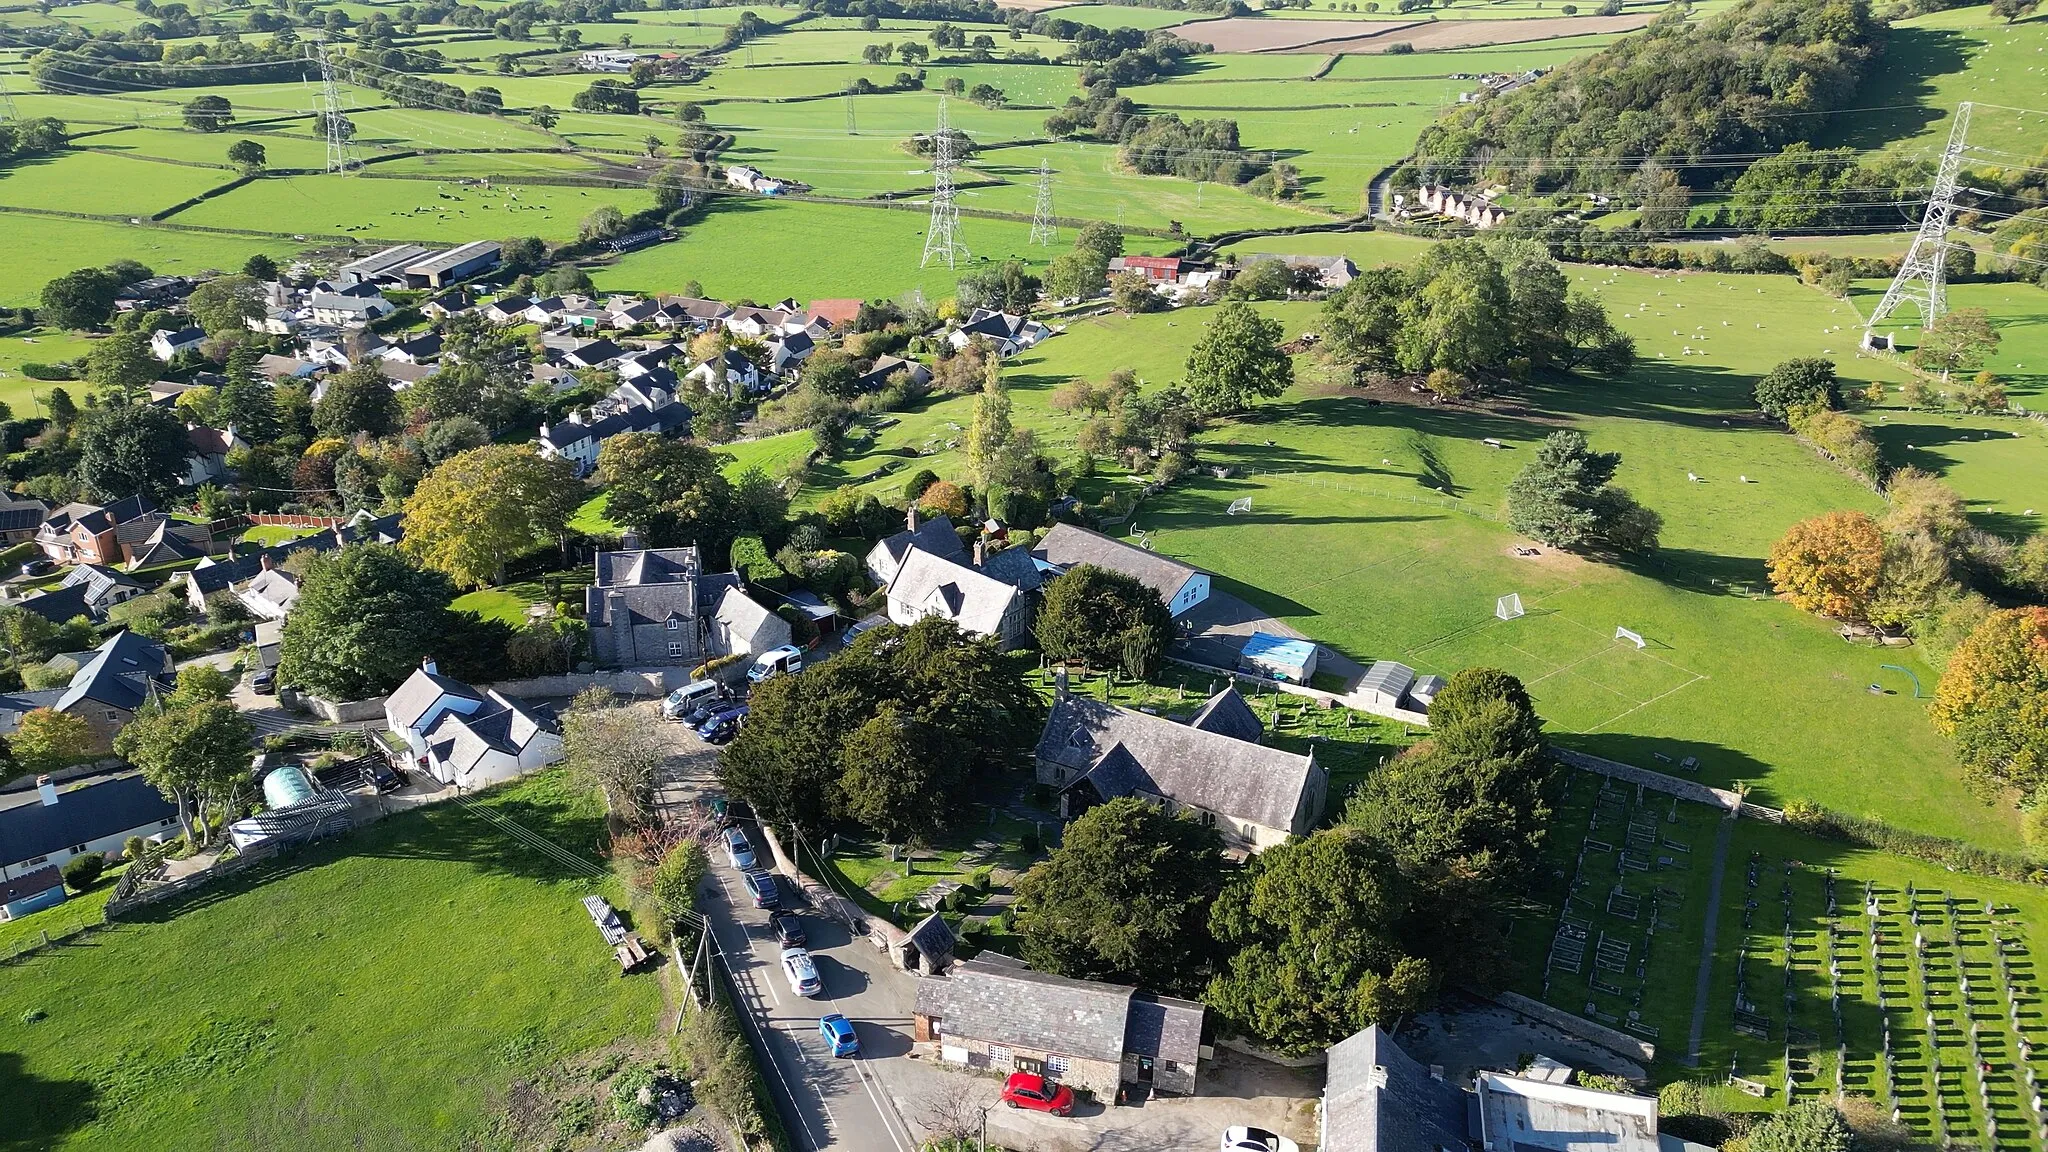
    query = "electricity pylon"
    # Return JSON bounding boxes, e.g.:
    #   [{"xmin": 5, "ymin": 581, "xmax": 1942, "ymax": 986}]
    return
[
  {"xmin": 1867, "ymin": 102, "xmax": 1973, "ymax": 331},
  {"xmin": 920, "ymin": 97, "xmax": 967, "ymax": 269},
  {"xmin": 313, "ymin": 38, "xmax": 358, "ymax": 176},
  {"xmin": 1029, "ymin": 159, "xmax": 1056, "ymax": 247}
]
